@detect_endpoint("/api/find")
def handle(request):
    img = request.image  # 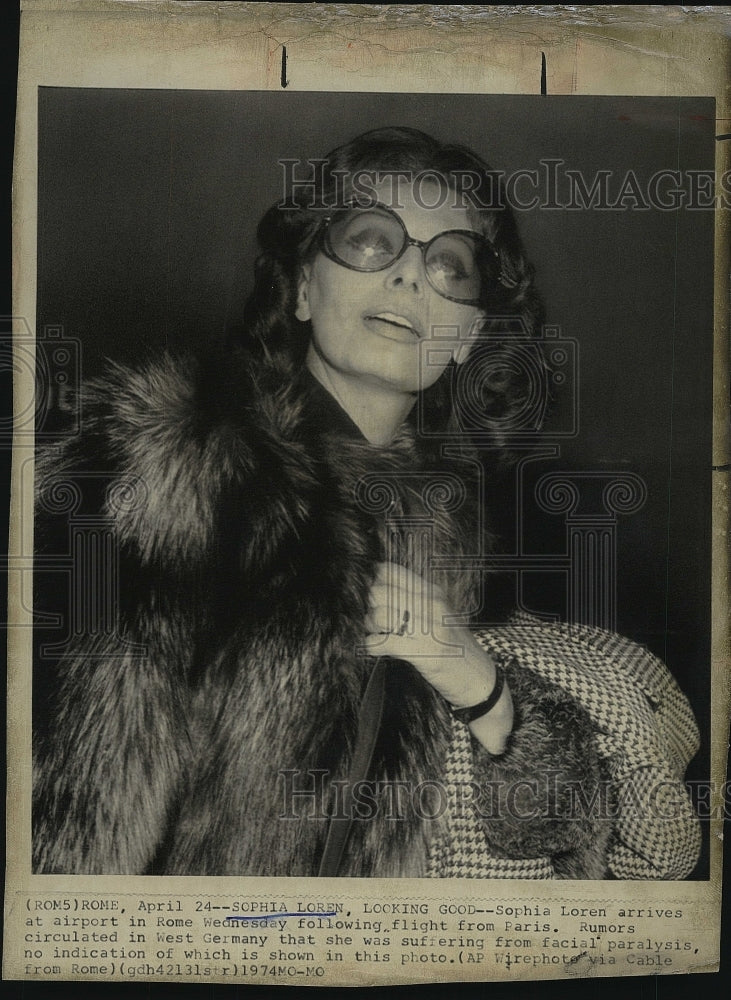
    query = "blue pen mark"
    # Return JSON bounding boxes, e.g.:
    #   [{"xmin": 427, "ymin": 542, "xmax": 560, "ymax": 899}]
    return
[{"xmin": 225, "ymin": 911, "xmax": 338, "ymax": 923}]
